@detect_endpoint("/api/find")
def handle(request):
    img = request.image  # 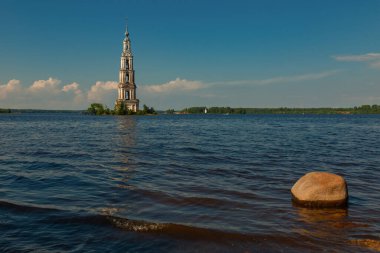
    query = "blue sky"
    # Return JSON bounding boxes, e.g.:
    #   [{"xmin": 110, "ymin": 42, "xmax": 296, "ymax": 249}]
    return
[{"xmin": 1, "ymin": 0, "xmax": 380, "ymax": 110}]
